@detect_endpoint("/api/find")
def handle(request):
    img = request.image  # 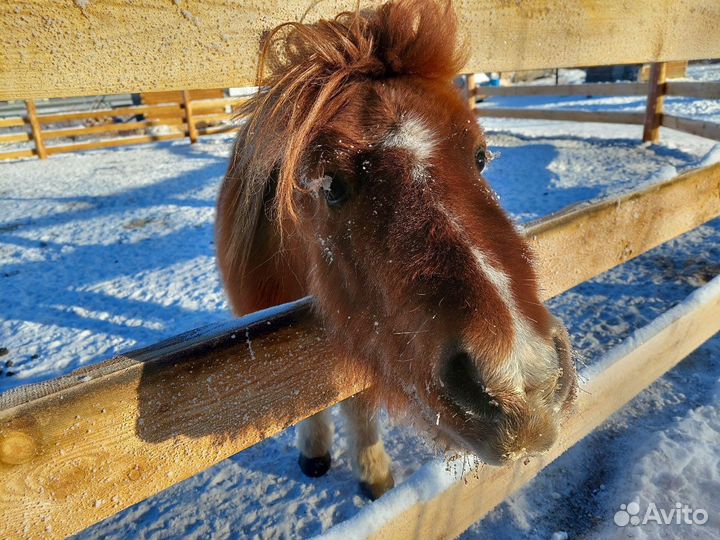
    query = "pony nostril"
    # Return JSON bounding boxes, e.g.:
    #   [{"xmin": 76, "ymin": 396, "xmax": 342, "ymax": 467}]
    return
[{"xmin": 440, "ymin": 350, "xmax": 499, "ymax": 418}]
